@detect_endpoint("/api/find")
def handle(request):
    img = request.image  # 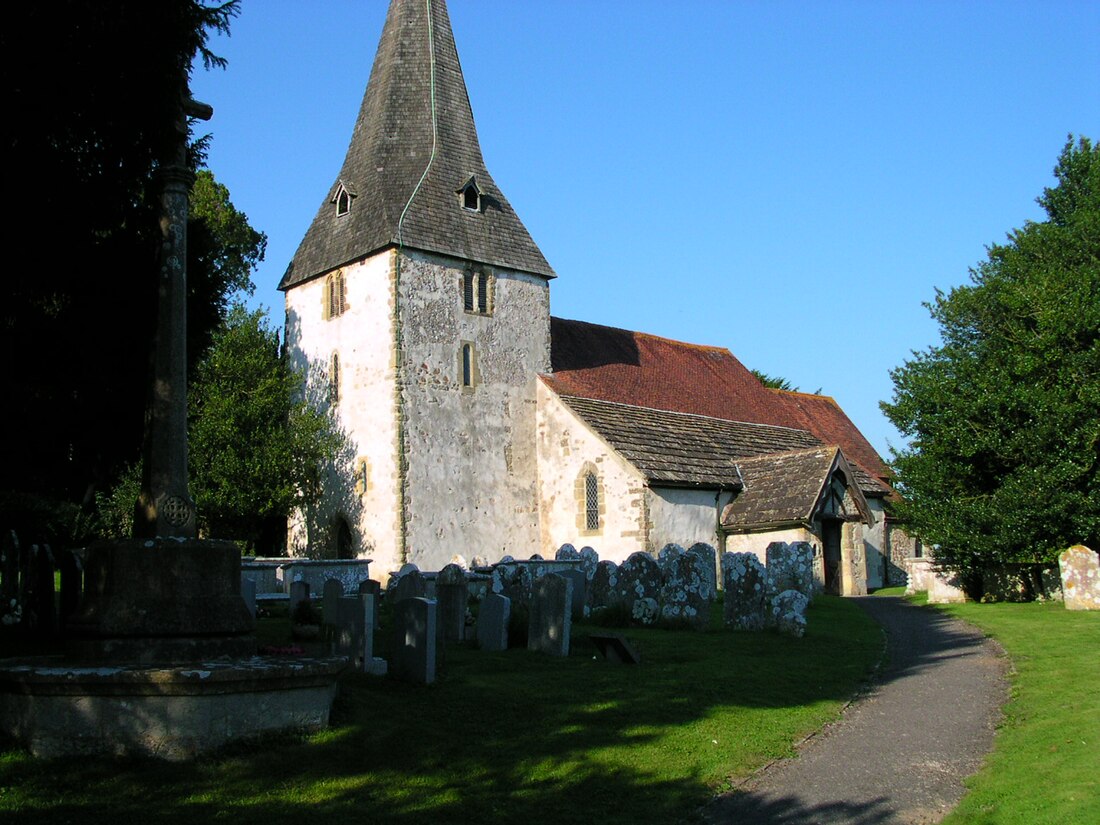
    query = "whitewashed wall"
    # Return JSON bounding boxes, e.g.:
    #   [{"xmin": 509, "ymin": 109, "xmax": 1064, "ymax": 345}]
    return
[
  {"xmin": 646, "ymin": 487, "xmax": 723, "ymax": 552},
  {"xmin": 536, "ymin": 382, "xmax": 648, "ymax": 563},
  {"xmin": 284, "ymin": 251, "xmax": 401, "ymax": 569}
]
